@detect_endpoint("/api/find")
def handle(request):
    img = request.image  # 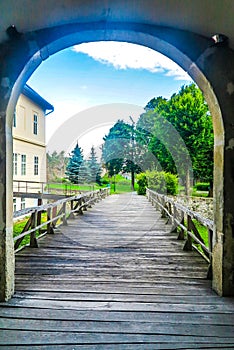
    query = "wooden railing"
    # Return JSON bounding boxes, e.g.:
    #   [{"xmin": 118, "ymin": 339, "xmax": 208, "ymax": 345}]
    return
[
  {"xmin": 146, "ymin": 188, "xmax": 214, "ymax": 279},
  {"xmin": 13, "ymin": 180, "xmax": 46, "ymax": 194},
  {"xmin": 13, "ymin": 188, "xmax": 110, "ymax": 252},
  {"xmin": 13, "ymin": 180, "xmax": 97, "ymax": 196}
]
